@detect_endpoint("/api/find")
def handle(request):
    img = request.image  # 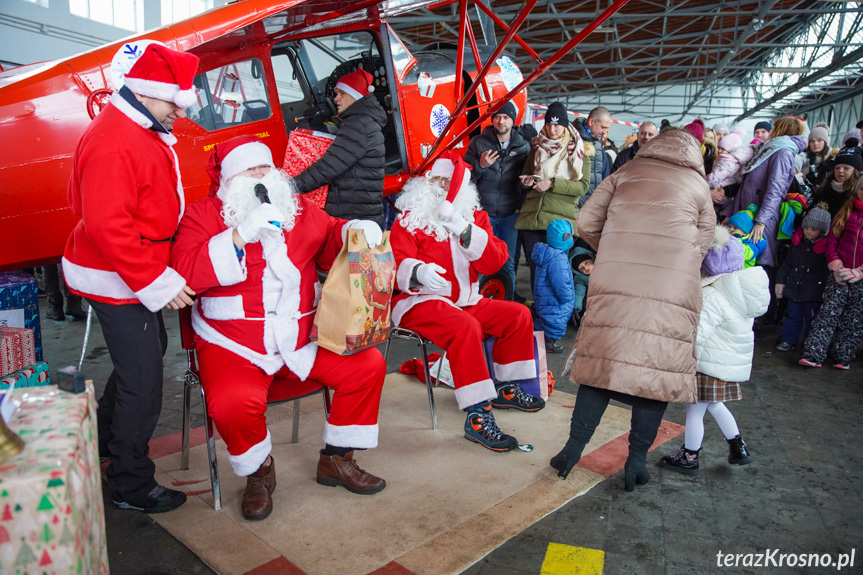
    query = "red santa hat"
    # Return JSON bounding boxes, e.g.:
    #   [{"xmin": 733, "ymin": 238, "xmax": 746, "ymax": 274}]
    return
[
  {"xmin": 205, "ymin": 135, "xmax": 275, "ymax": 196},
  {"xmin": 123, "ymin": 44, "xmax": 200, "ymax": 108},
  {"xmin": 335, "ymin": 69, "xmax": 375, "ymax": 101},
  {"xmin": 428, "ymin": 151, "xmax": 472, "ymax": 220}
]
